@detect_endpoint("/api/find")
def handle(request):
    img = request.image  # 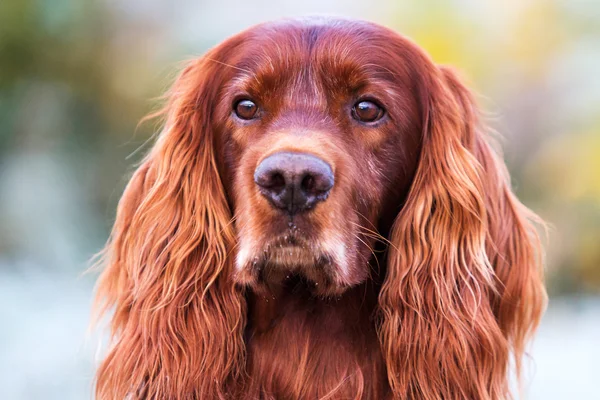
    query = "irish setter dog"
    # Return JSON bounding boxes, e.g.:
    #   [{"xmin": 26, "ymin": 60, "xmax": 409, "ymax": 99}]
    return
[{"xmin": 94, "ymin": 17, "xmax": 547, "ymax": 399}]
